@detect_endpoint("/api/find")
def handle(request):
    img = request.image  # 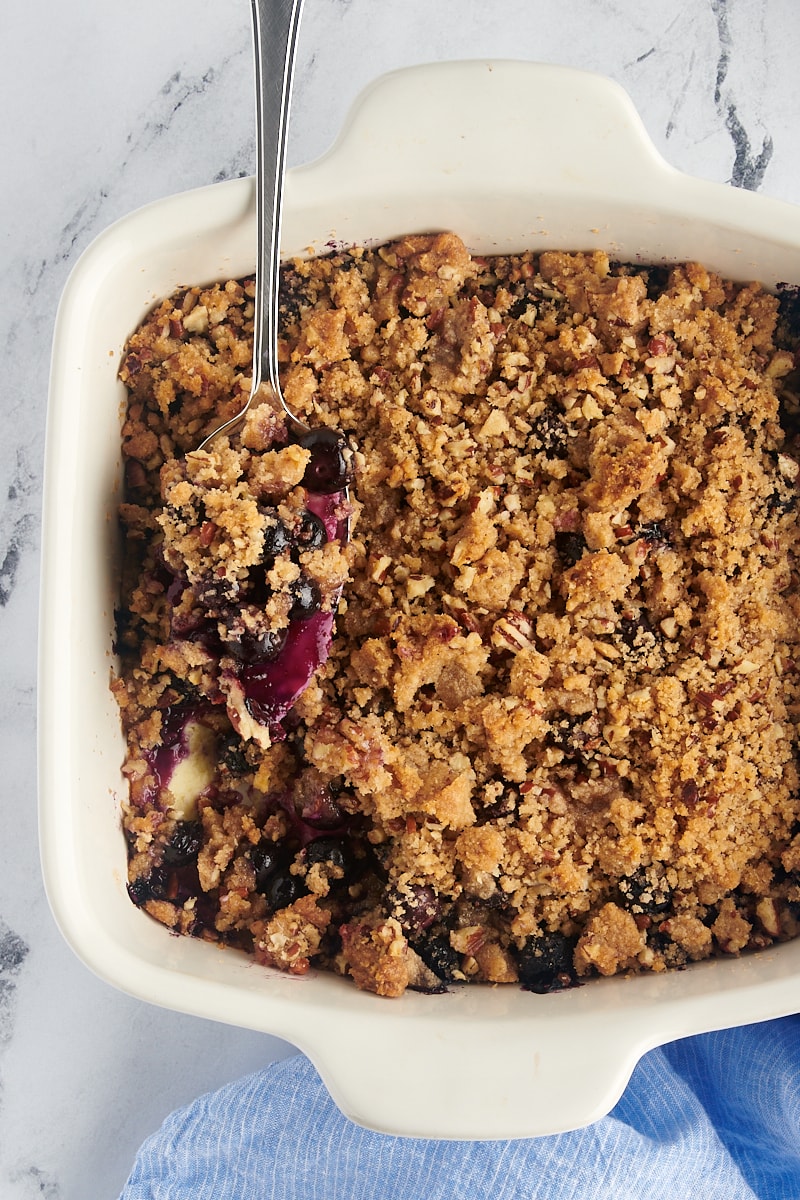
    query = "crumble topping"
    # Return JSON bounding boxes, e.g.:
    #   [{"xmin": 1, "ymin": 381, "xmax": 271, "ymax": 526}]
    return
[{"xmin": 114, "ymin": 233, "xmax": 800, "ymax": 998}]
